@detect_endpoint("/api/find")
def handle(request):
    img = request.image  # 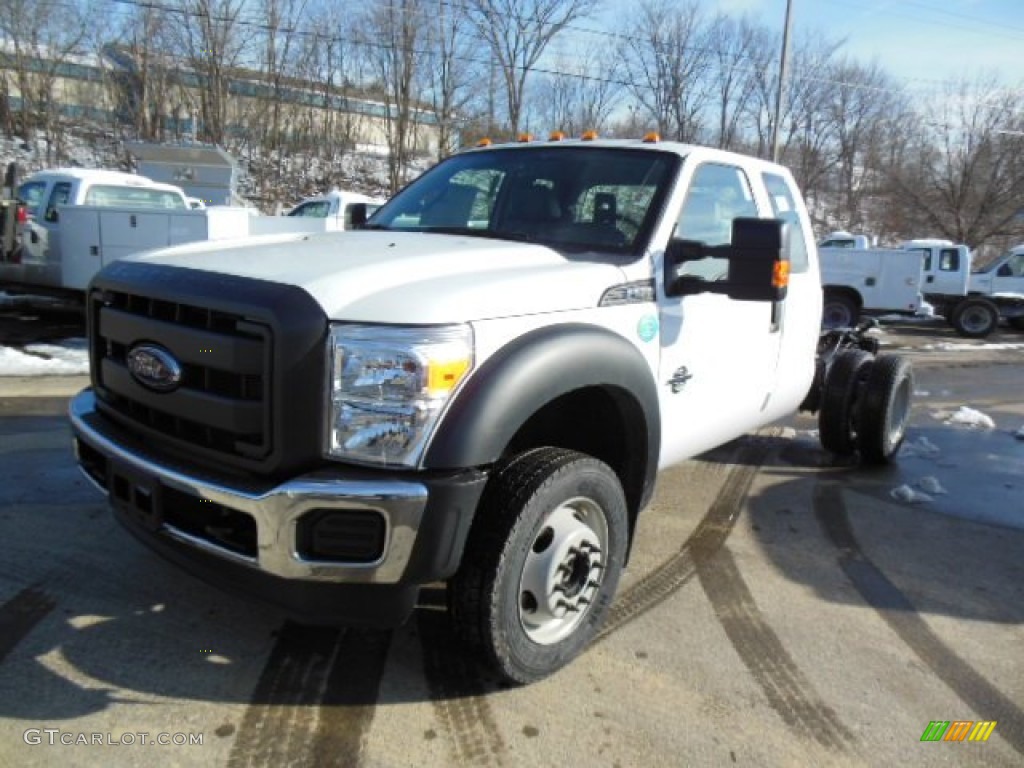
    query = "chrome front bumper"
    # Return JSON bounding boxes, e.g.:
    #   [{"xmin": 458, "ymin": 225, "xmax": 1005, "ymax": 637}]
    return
[{"xmin": 69, "ymin": 389, "xmax": 429, "ymax": 585}]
